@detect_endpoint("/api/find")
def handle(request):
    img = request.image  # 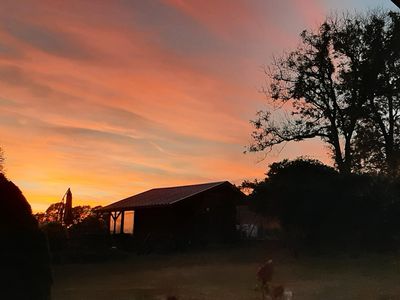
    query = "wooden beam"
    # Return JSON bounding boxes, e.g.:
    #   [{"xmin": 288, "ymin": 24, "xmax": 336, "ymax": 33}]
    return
[
  {"xmin": 110, "ymin": 211, "xmax": 122, "ymax": 234},
  {"xmin": 113, "ymin": 212, "xmax": 117, "ymax": 234},
  {"xmin": 120, "ymin": 211, "xmax": 125, "ymax": 234}
]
